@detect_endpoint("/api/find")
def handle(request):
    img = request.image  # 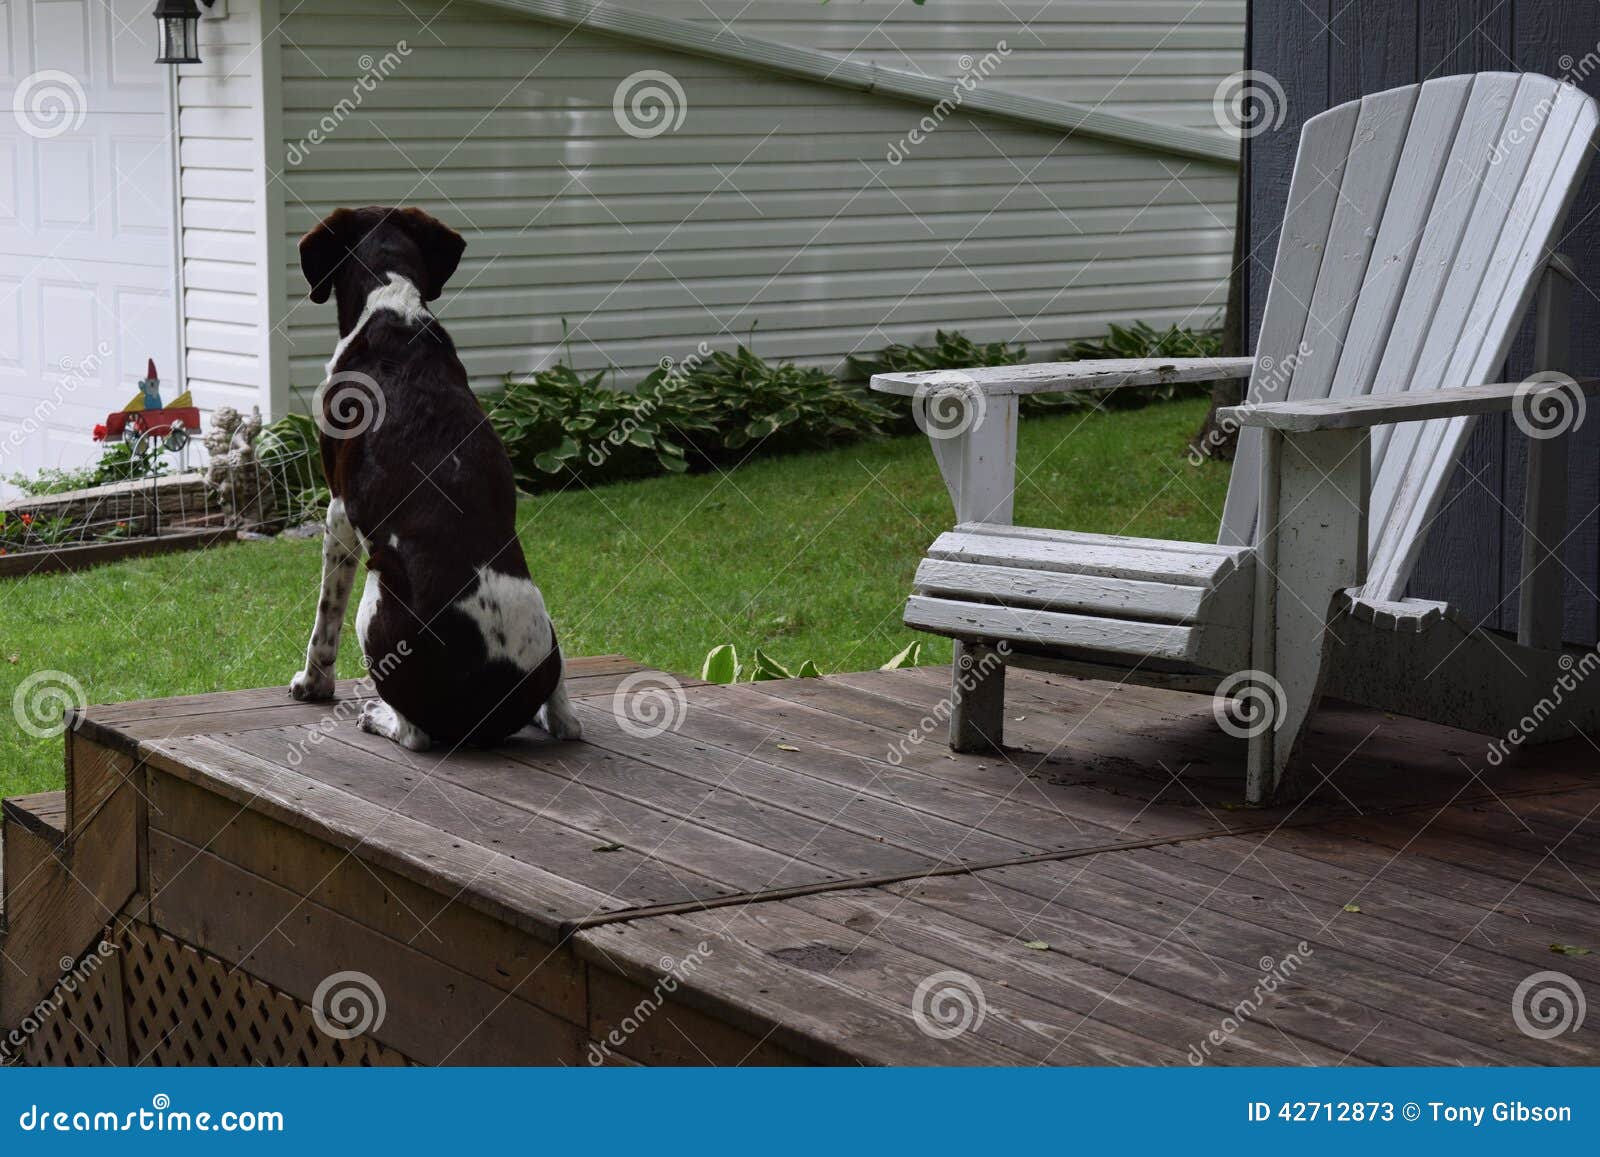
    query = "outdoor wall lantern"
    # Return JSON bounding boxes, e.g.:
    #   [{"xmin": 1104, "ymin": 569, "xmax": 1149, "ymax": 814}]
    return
[{"xmin": 155, "ymin": 0, "xmax": 225, "ymax": 65}]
